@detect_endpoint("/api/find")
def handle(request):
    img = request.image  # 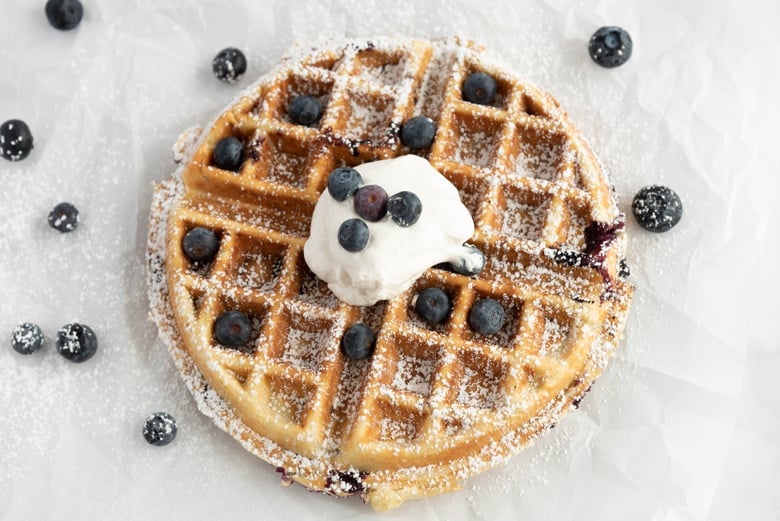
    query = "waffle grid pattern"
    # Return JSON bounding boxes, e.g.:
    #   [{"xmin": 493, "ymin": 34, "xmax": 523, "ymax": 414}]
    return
[{"xmin": 151, "ymin": 38, "xmax": 632, "ymax": 509}]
